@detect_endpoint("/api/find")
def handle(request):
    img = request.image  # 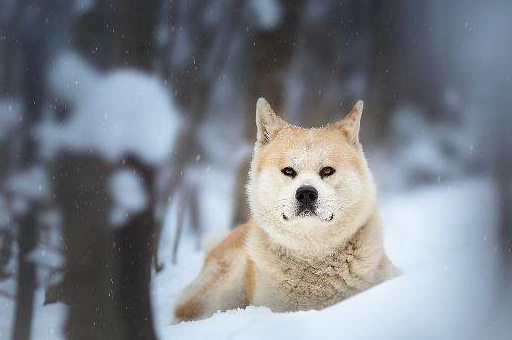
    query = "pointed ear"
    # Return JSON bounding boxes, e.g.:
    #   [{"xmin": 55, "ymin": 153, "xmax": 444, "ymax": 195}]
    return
[
  {"xmin": 334, "ymin": 100, "xmax": 363, "ymax": 145},
  {"xmin": 255, "ymin": 98, "xmax": 288, "ymax": 146}
]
